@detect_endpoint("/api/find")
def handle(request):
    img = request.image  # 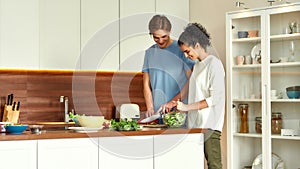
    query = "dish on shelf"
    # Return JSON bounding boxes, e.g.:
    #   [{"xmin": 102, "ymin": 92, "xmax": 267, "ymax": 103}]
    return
[
  {"xmin": 271, "ymin": 96, "xmax": 282, "ymax": 100},
  {"xmin": 286, "ymin": 91, "xmax": 300, "ymax": 99},
  {"xmin": 252, "ymin": 153, "xmax": 284, "ymax": 169},
  {"xmin": 238, "ymin": 31, "xmax": 248, "ymax": 38},
  {"xmin": 281, "ymin": 129, "xmax": 300, "ymax": 136},
  {"xmin": 251, "ymin": 44, "xmax": 261, "ymax": 64},
  {"xmin": 67, "ymin": 126, "xmax": 103, "ymax": 133},
  {"xmin": 286, "ymin": 86, "xmax": 300, "ymax": 91}
]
